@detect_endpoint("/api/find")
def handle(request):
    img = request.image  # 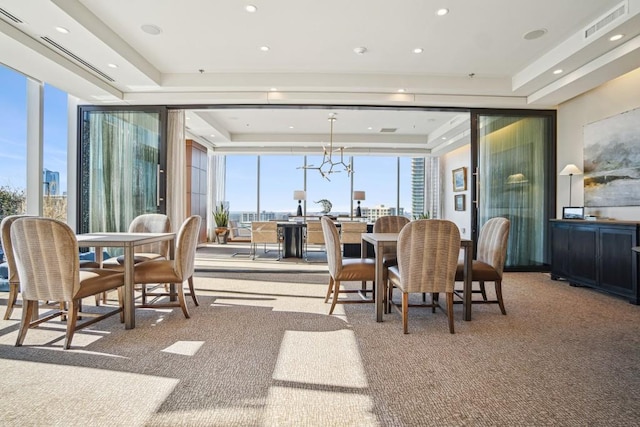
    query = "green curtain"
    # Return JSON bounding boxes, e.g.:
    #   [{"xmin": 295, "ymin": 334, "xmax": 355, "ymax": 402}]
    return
[
  {"xmin": 87, "ymin": 111, "xmax": 160, "ymax": 233},
  {"xmin": 479, "ymin": 116, "xmax": 547, "ymax": 267}
]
